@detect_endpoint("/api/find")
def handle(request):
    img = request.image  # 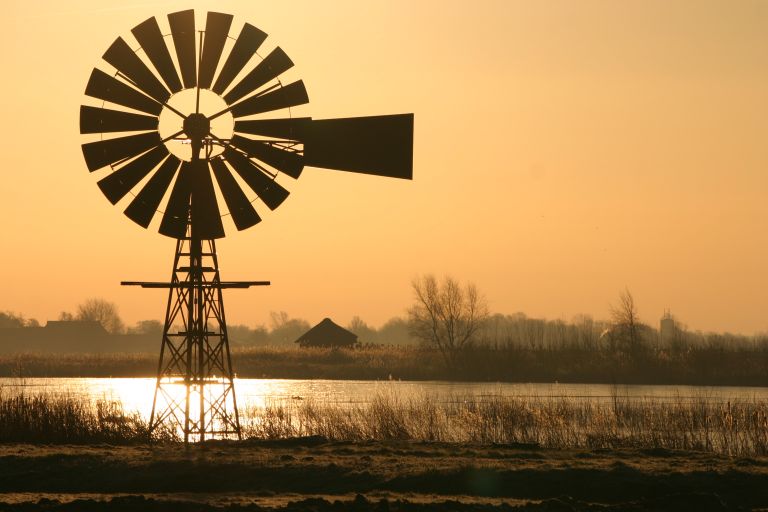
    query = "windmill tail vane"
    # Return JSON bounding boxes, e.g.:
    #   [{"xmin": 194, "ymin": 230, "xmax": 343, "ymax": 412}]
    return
[{"xmin": 79, "ymin": 9, "xmax": 414, "ymax": 442}]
